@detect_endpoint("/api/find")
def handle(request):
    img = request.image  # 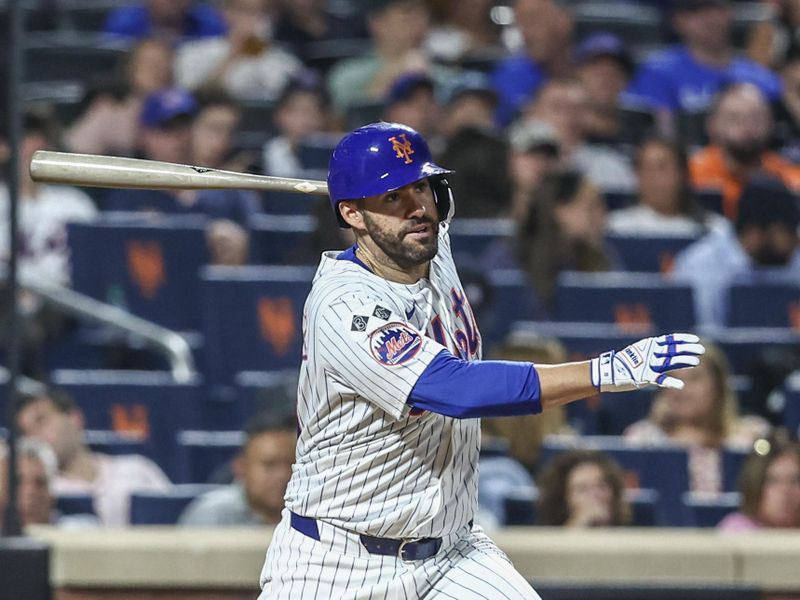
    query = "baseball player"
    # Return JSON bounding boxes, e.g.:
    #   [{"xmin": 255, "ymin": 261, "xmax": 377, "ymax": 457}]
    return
[{"xmin": 258, "ymin": 122, "xmax": 705, "ymax": 599}]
